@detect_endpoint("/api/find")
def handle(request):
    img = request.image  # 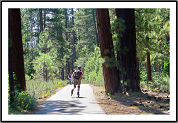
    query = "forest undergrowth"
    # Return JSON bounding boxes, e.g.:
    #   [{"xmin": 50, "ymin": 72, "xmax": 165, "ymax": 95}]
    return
[{"xmin": 8, "ymin": 78, "xmax": 67, "ymax": 114}]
